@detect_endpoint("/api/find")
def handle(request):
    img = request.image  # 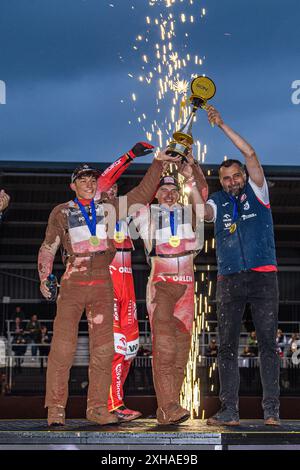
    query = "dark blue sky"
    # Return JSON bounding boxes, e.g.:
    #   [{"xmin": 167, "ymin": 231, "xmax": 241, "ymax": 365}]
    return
[{"xmin": 0, "ymin": 0, "xmax": 299, "ymax": 165}]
